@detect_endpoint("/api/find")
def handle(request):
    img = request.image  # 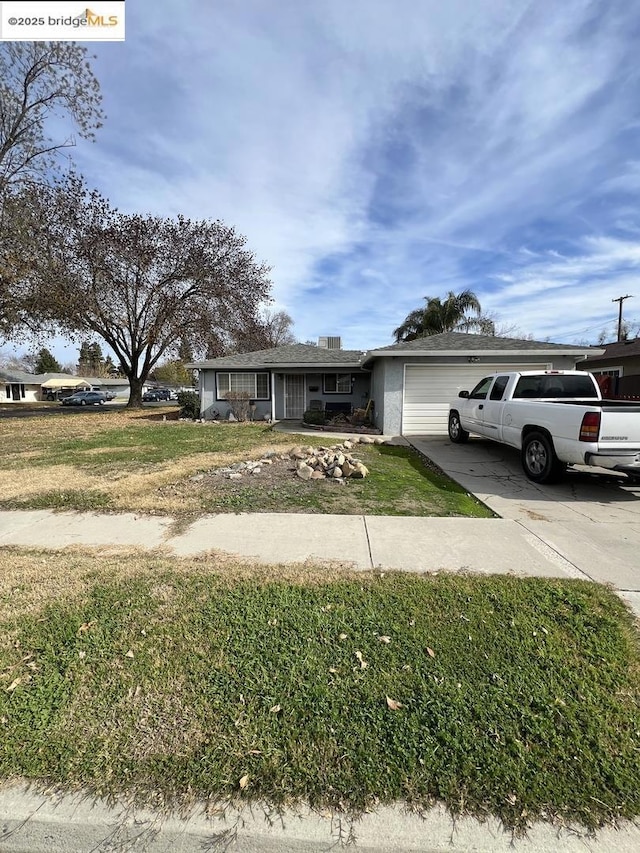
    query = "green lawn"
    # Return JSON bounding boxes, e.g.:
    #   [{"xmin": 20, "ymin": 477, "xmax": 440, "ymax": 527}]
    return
[
  {"xmin": 197, "ymin": 444, "xmax": 491, "ymax": 517},
  {"xmin": 1, "ymin": 551, "xmax": 638, "ymax": 832},
  {"xmin": 0, "ymin": 413, "xmax": 492, "ymax": 517}
]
